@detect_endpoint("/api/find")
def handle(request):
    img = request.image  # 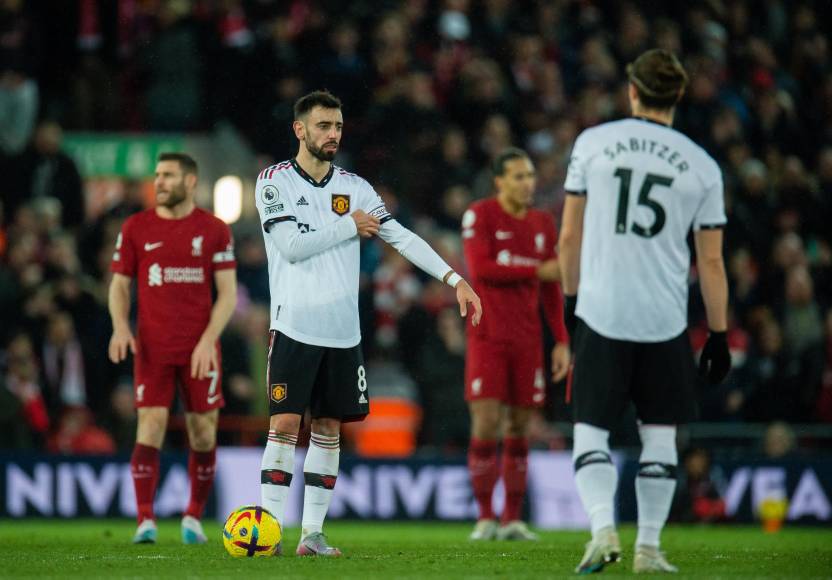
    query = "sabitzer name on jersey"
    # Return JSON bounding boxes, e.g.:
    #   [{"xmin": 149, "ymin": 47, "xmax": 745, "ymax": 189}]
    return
[{"xmin": 602, "ymin": 138, "xmax": 690, "ymax": 174}]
